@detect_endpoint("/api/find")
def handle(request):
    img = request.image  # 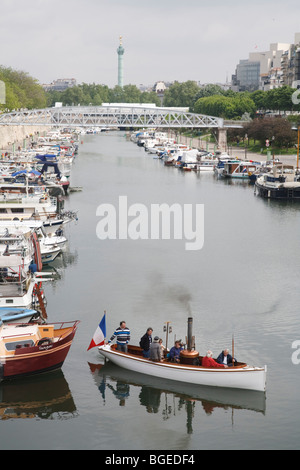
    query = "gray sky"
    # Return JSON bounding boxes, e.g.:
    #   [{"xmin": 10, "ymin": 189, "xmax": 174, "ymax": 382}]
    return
[{"xmin": 1, "ymin": 0, "xmax": 300, "ymax": 88}]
